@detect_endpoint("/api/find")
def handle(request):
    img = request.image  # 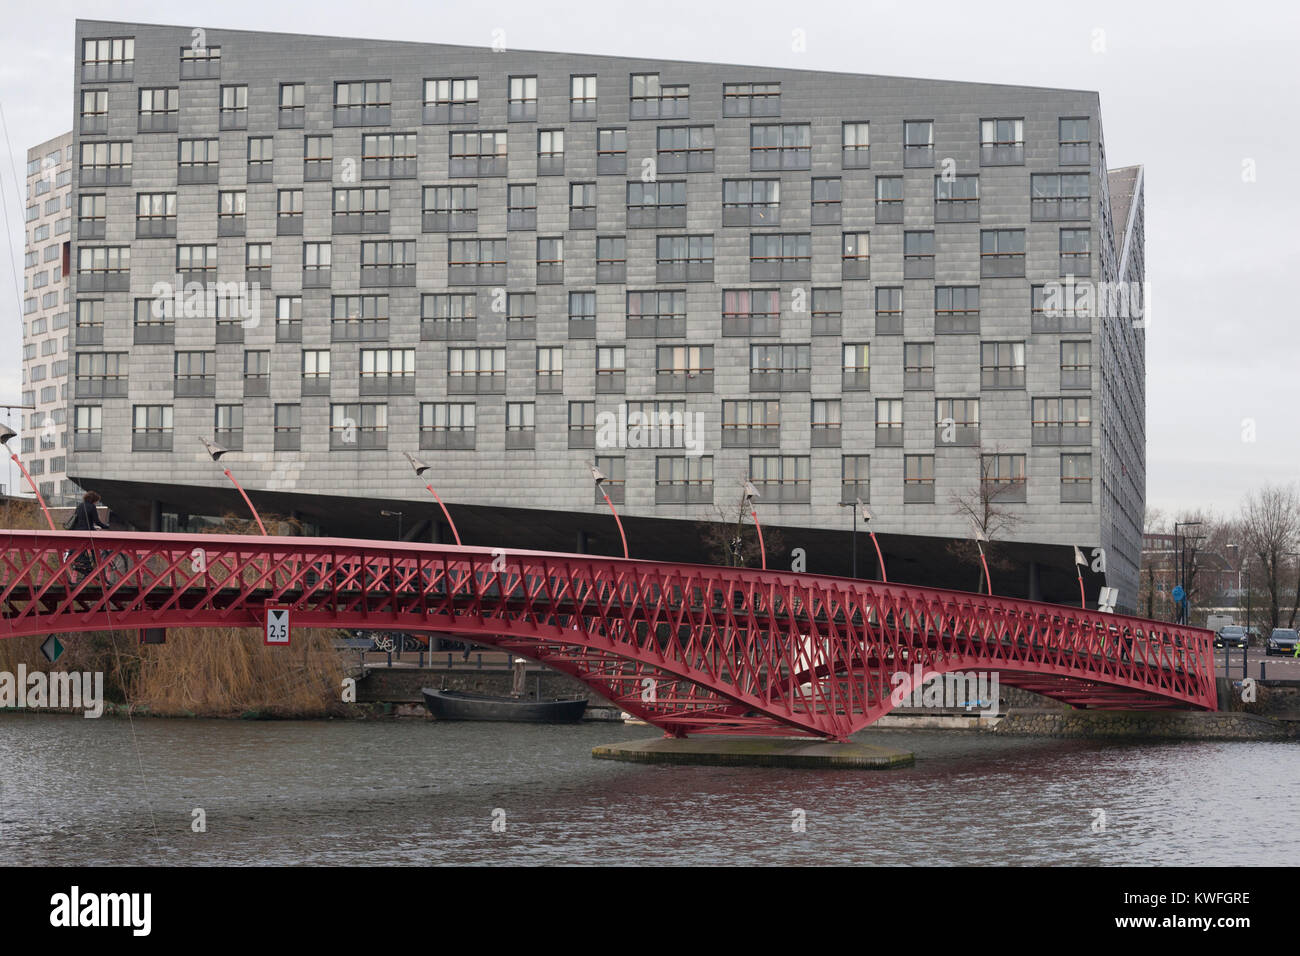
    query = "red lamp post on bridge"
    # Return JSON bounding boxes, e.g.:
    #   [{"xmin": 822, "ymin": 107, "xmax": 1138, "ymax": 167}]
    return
[
  {"xmin": 1073, "ymin": 545, "xmax": 1088, "ymax": 608},
  {"xmin": 858, "ymin": 500, "xmax": 887, "ymax": 583},
  {"xmin": 403, "ymin": 452, "xmax": 462, "ymax": 546},
  {"xmin": 590, "ymin": 463, "xmax": 629, "ymax": 560},
  {"xmin": 0, "ymin": 423, "xmax": 55, "ymax": 530},
  {"xmin": 200, "ymin": 437, "xmax": 268, "ymax": 535}
]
